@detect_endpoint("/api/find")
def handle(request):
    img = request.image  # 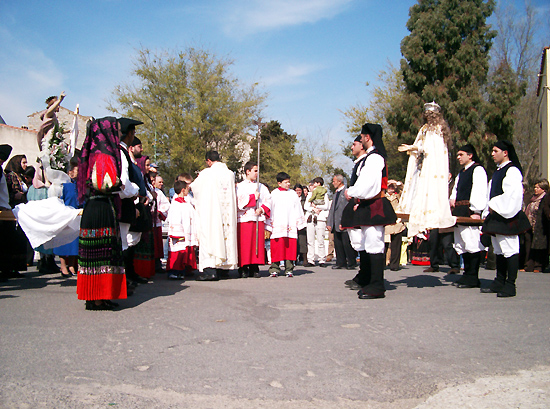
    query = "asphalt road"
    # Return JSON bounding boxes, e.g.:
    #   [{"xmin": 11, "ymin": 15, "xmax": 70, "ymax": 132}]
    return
[{"xmin": 1, "ymin": 262, "xmax": 549, "ymax": 408}]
